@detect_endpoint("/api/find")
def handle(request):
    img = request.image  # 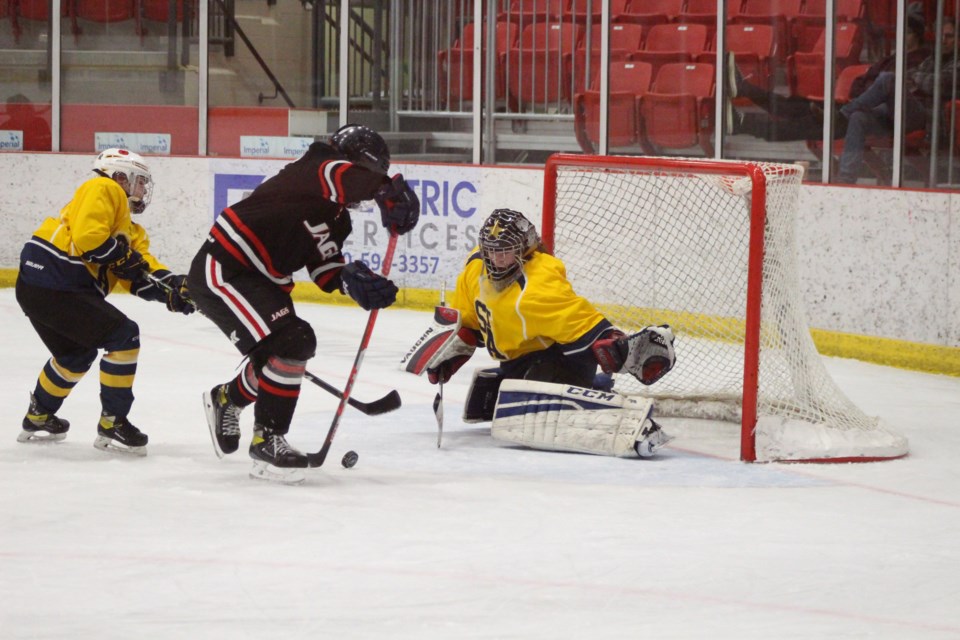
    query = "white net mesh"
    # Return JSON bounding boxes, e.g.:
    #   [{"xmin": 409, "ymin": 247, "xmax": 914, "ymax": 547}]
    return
[{"xmin": 549, "ymin": 156, "xmax": 907, "ymax": 462}]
